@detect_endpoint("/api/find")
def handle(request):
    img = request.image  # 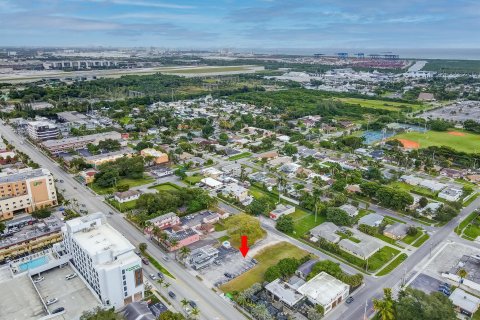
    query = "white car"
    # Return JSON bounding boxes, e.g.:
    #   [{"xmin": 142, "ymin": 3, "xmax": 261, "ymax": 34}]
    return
[
  {"xmin": 65, "ymin": 273, "xmax": 77, "ymax": 280},
  {"xmin": 46, "ymin": 298, "xmax": 58, "ymax": 306},
  {"xmin": 33, "ymin": 276, "xmax": 45, "ymax": 283},
  {"xmin": 149, "ymin": 273, "xmax": 157, "ymax": 280}
]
